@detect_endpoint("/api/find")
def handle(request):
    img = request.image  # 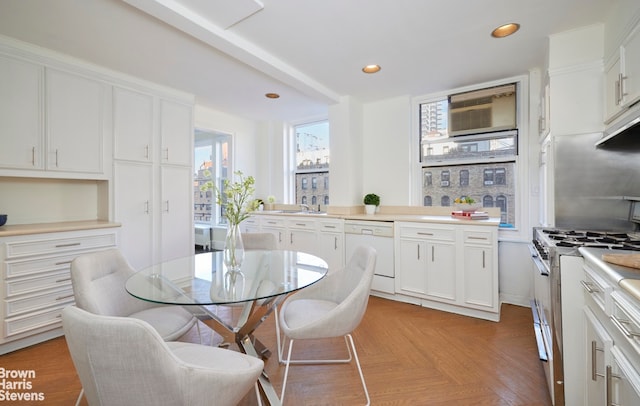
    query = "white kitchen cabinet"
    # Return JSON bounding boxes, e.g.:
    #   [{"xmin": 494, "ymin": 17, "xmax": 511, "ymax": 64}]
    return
[
  {"xmin": 46, "ymin": 68, "xmax": 106, "ymax": 174},
  {"xmin": 395, "ymin": 221, "xmax": 499, "ymax": 321},
  {"xmin": 113, "ymin": 86, "xmax": 154, "ymax": 162},
  {"xmin": 285, "ymin": 218, "xmax": 317, "ymax": 254},
  {"xmin": 462, "ymin": 228, "xmax": 497, "ymax": 310},
  {"xmin": 113, "ymin": 162, "xmax": 154, "ymax": 270},
  {"xmin": 259, "ymin": 216, "xmax": 286, "ymax": 249},
  {"xmin": 317, "ymin": 218, "xmax": 344, "ymax": 270},
  {"xmin": 396, "ymin": 224, "xmax": 456, "ymax": 303},
  {"xmin": 0, "ymin": 226, "xmax": 118, "ymax": 354},
  {"xmin": 604, "ymin": 22, "xmax": 640, "ymax": 123},
  {"xmin": 241, "ymin": 217, "xmax": 260, "ymax": 234},
  {"xmin": 584, "ymin": 307, "xmax": 612, "ymax": 406},
  {"xmin": 159, "ymin": 165, "xmax": 193, "ymax": 263},
  {"xmin": 112, "ymin": 88, "xmax": 194, "ymax": 269},
  {"xmin": 610, "ymin": 346, "xmax": 640, "ymax": 406},
  {"xmin": 159, "ymin": 99, "xmax": 192, "ymax": 166},
  {"xmin": 0, "ymin": 54, "xmax": 43, "ymax": 170}
]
